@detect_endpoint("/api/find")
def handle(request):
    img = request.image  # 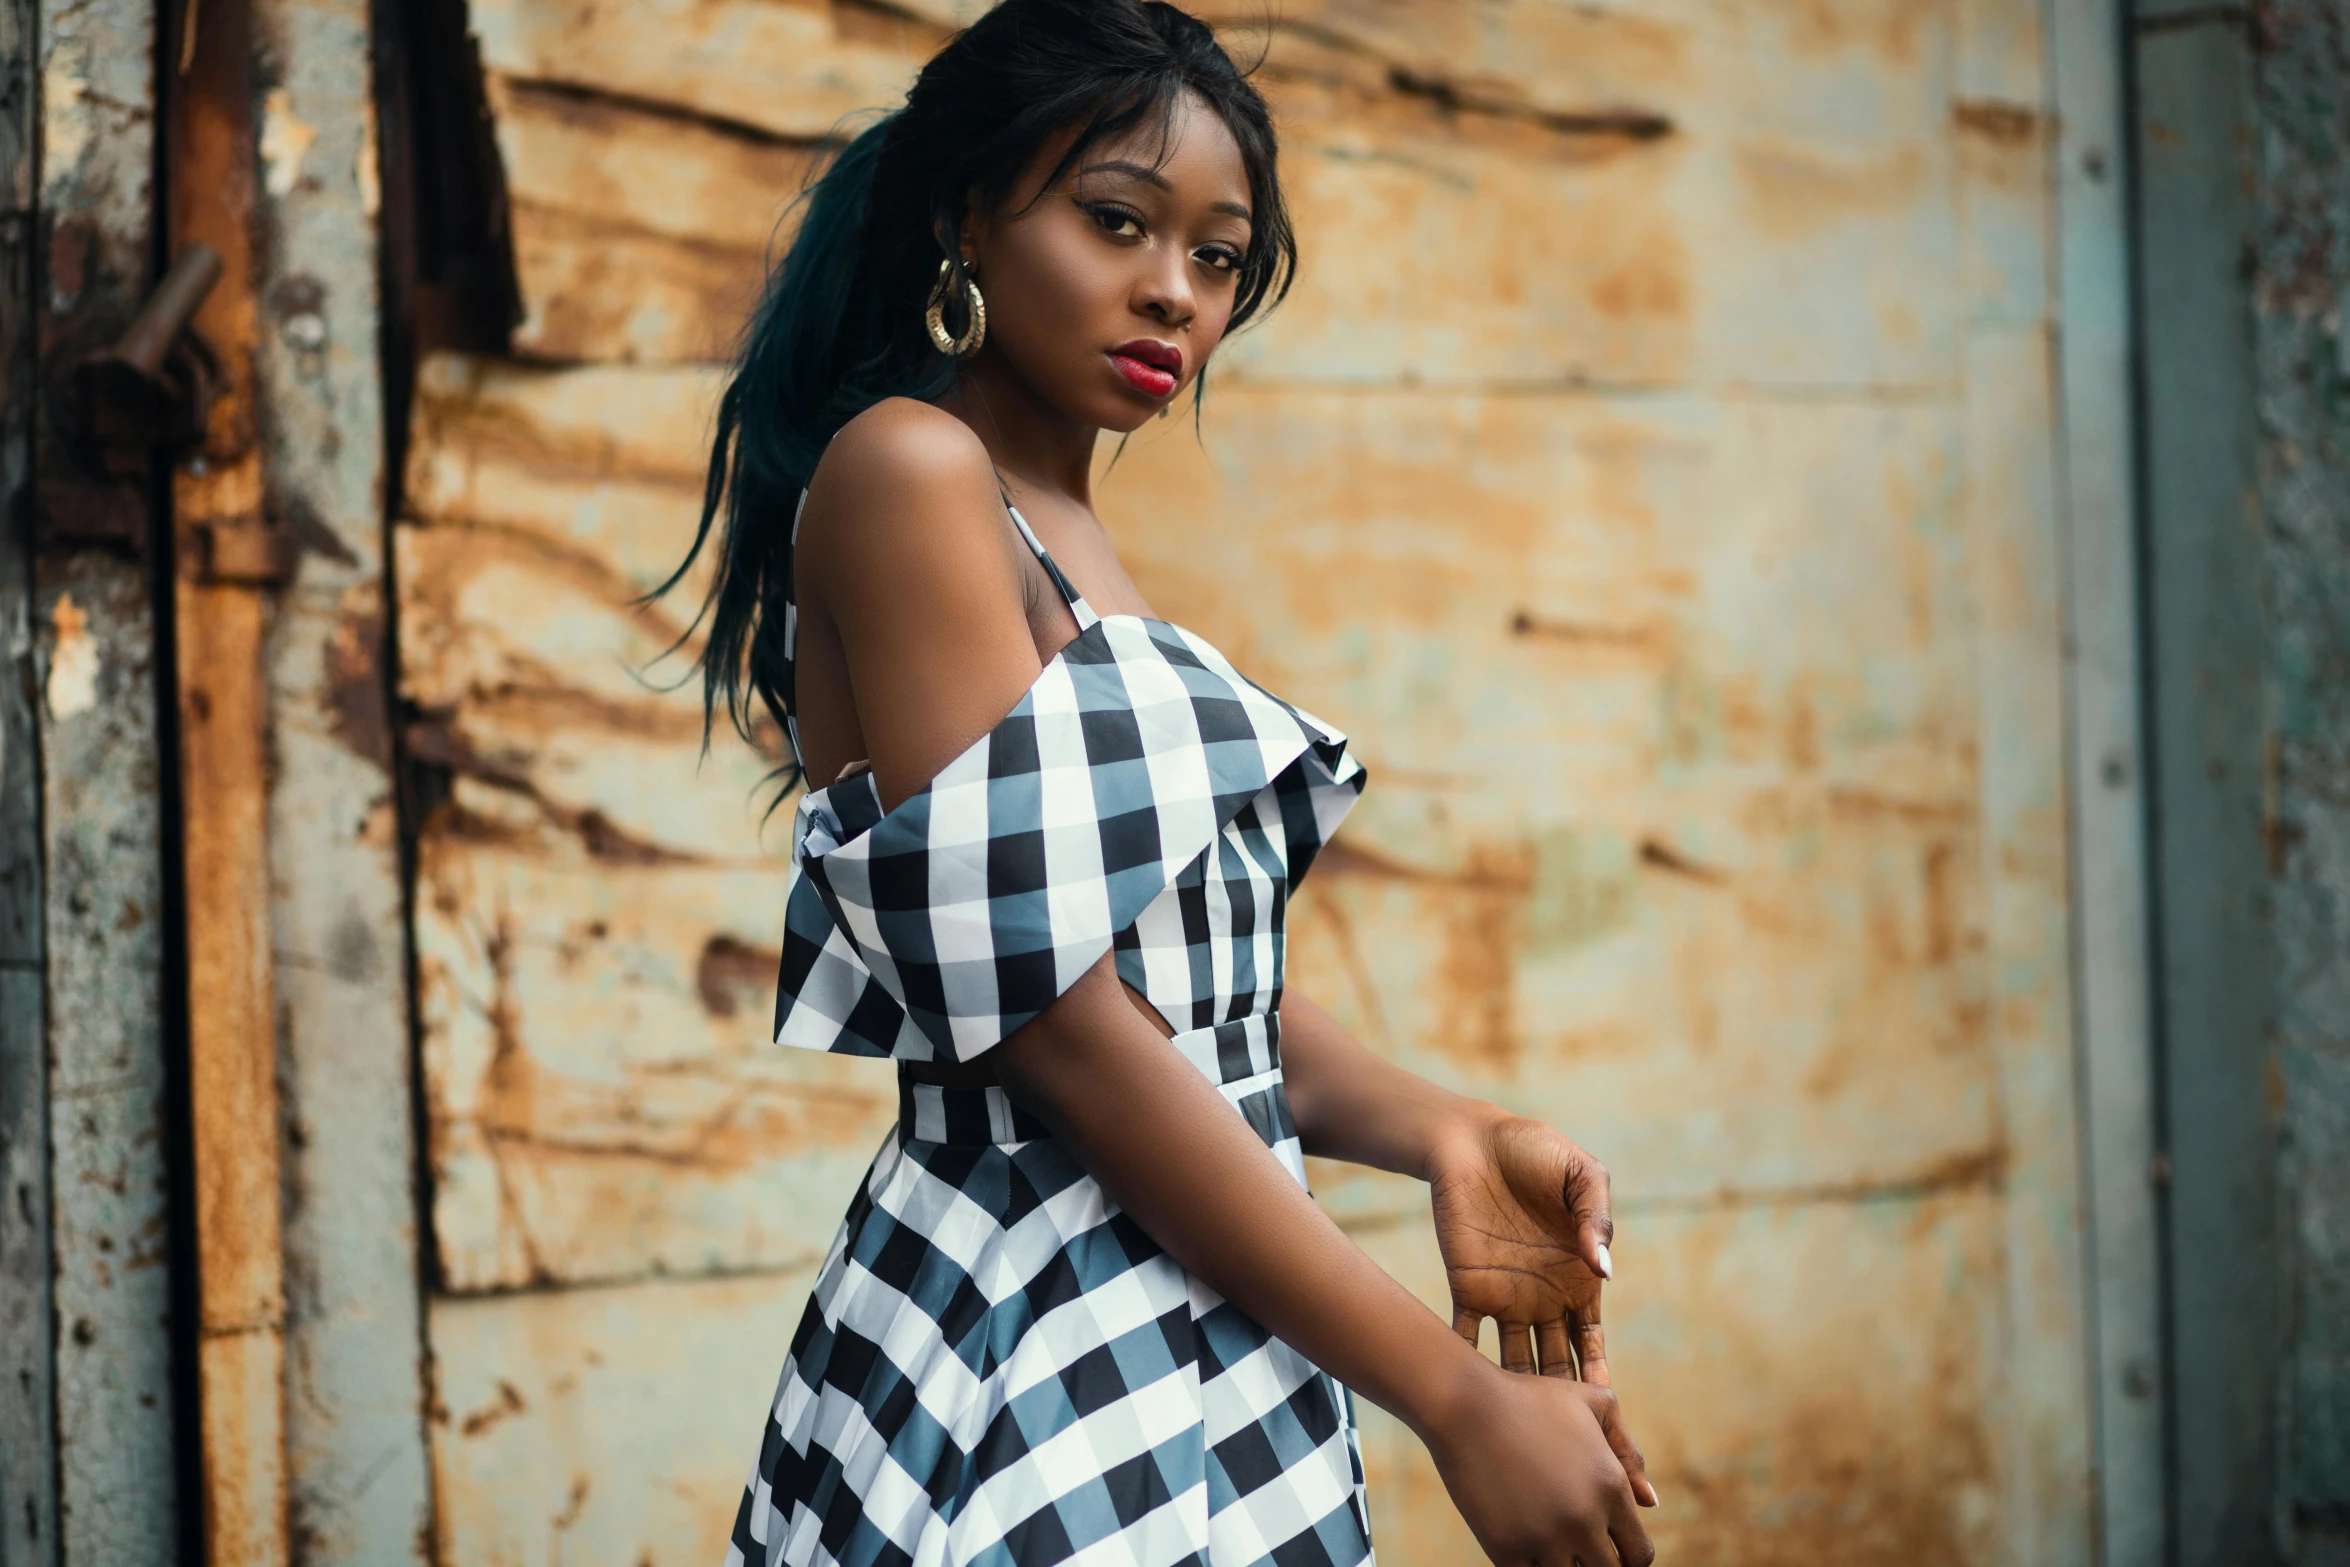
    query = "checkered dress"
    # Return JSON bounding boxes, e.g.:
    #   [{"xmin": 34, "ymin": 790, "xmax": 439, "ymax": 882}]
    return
[{"xmin": 725, "ymin": 498, "xmax": 1373, "ymax": 1567}]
